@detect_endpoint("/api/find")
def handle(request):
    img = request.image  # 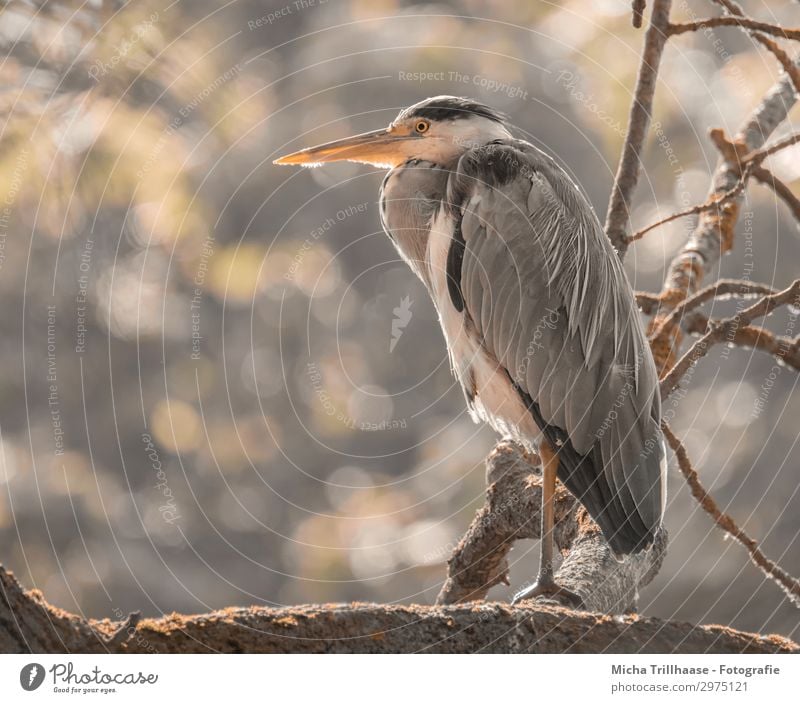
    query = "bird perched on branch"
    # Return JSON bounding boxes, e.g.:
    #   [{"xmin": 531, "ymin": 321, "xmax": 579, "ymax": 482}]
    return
[{"xmin": 275, "ymin": 96, "xmax": 666, "ymax": 605}]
